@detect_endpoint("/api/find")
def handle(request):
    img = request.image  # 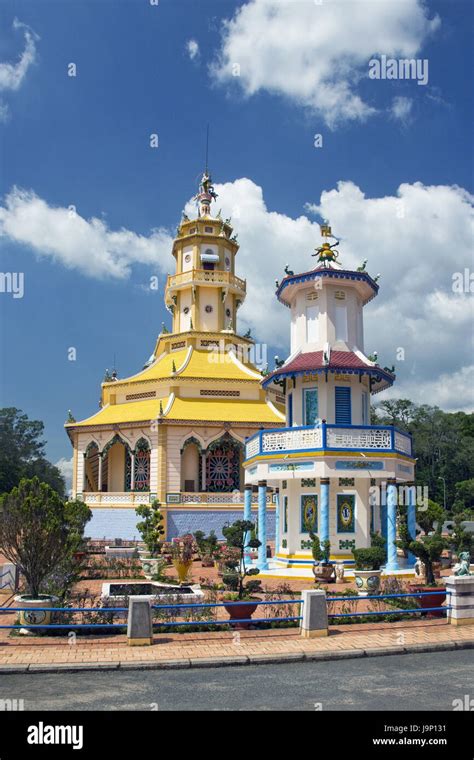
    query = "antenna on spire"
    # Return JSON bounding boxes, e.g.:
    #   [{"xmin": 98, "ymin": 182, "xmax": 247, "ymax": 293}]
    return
[{"xmin": 205, "ymin": 123, "xmax": 210, "ymax": 173}]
